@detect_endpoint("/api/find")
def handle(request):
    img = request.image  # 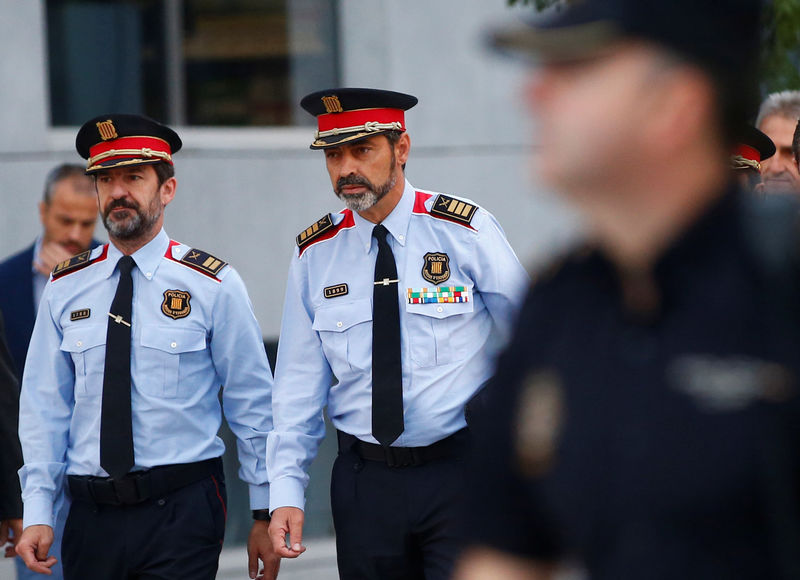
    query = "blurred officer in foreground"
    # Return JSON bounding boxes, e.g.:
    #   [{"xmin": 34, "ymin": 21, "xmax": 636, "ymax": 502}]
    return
[
  {"xmin": 16, "ymin": 115, "xmax": 278, "ymax": 580},
  {"xmin": 756, "ymin": 91, "xmax": 800, "ymax": 195},
  {"xmin": 455, "ymin": 1, "xmax": 800, "ymax": 579},
  {"xmin": 267, "ymin": 88, "xmax": 528, "ymax": 578},
  {"xmin": 732, "ymin": 126, "xmax": 775, "ymax": 194}
]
